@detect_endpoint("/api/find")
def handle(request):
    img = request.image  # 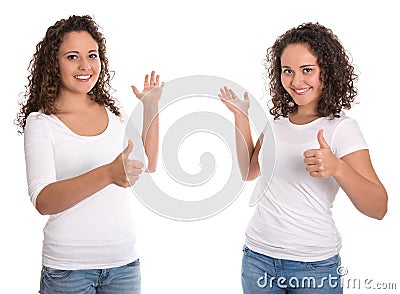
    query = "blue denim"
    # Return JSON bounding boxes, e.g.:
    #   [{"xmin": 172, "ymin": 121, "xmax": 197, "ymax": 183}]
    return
[
  {"xmin": 242, "ymin": 246, "xmax": 343, "ymax": 293},
  {"xmin": 39, "ymin": 259, "xmax": 141, "ymax": 294}
]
